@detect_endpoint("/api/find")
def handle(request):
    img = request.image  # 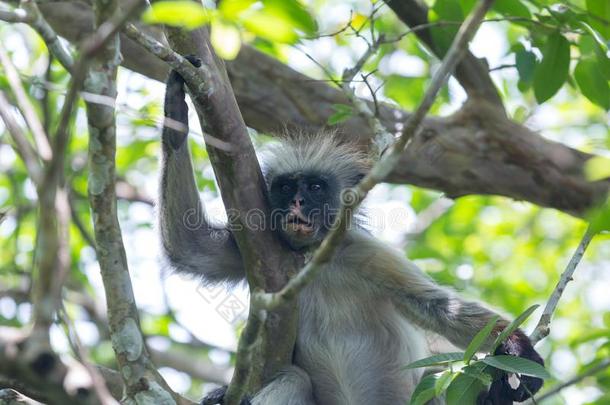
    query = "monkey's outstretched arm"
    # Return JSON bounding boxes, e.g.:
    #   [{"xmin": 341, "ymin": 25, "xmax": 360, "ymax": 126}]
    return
[
  {"xmin": 158, "ymin": 66, "xmax": 244, "ymax": 284},
  {"xmin": 361, "ymin": 248, "xmax": 504, "ymax": 348},
  {"xmin": 350, "ymin": 237, "xmax": 543, "ymax": 401}
]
